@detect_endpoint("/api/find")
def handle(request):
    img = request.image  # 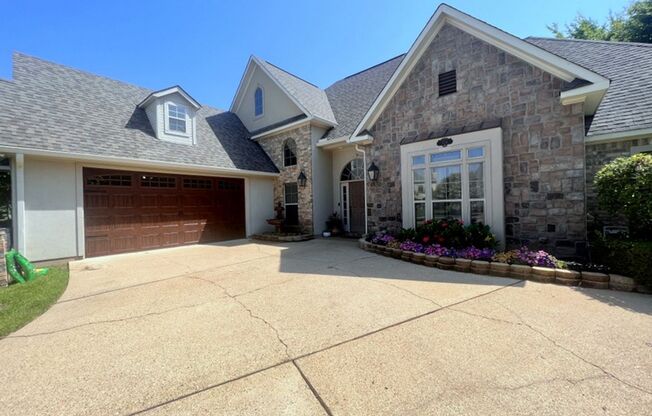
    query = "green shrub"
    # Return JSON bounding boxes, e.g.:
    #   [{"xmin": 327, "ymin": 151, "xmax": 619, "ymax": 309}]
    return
[
  {"xmin": 594, "ymin": 153, "xmax": 652, "ymax": 238},
  {"xmin": 412, "ymin": 218, "xmax": 497, "ymax": 249},
  {"xmin": 590, "ymin": 234, "xmax": 652, "ymax": 287}
]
